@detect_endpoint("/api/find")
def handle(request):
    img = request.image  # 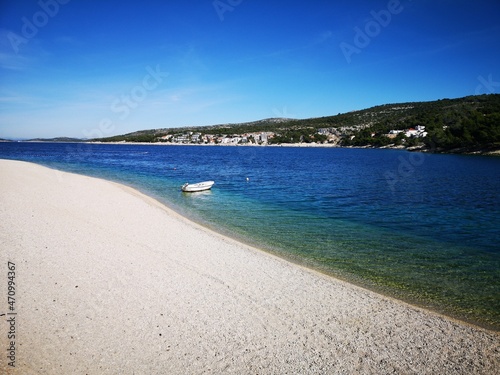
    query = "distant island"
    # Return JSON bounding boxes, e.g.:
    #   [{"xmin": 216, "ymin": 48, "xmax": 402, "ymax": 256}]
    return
[
  {"xmin": 26, "ymin": 137, "xmax": 86, "ymax": 143},
  {"xmin": 92, "ymin": 94, "xmax": 500, "ymax": 155}
]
